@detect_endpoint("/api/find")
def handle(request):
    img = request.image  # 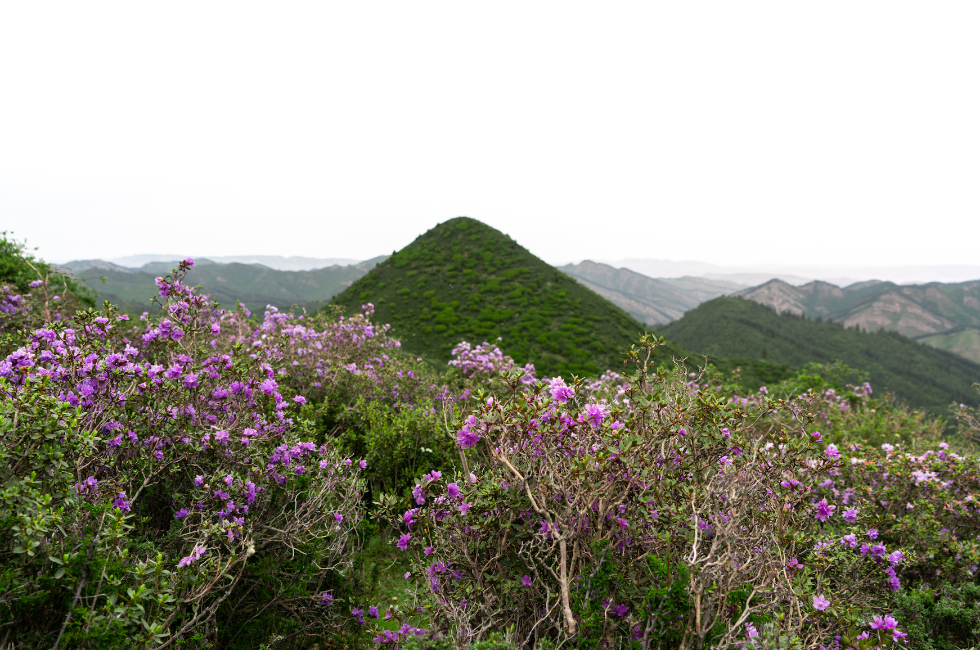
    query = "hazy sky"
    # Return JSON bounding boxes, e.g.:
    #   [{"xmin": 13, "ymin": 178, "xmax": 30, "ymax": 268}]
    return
[{"xmin": 2, "ymin": 2, "xmax": 978, "ymax": 267}]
